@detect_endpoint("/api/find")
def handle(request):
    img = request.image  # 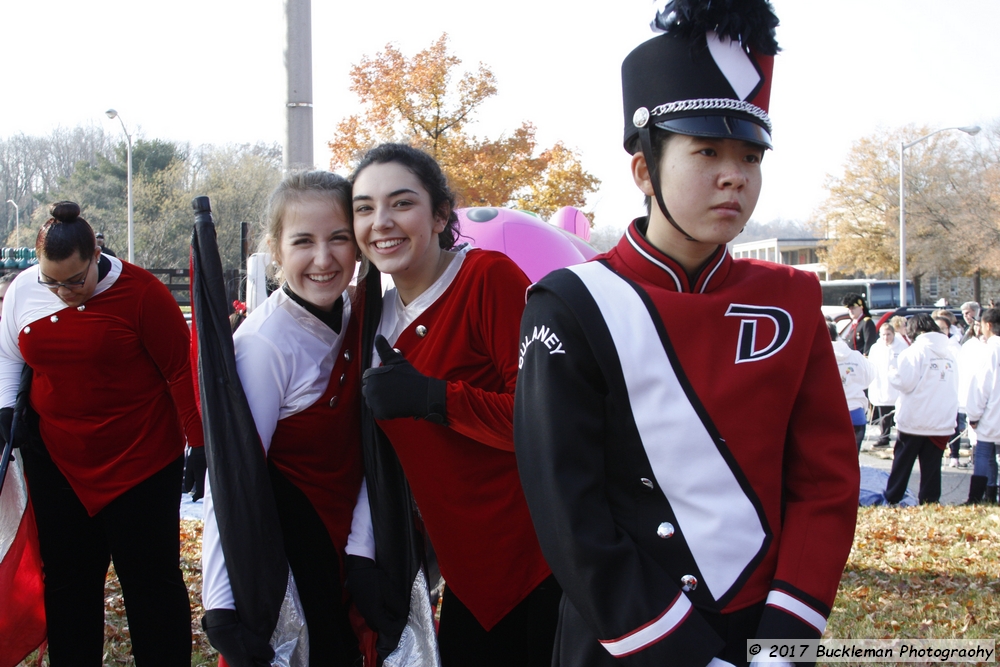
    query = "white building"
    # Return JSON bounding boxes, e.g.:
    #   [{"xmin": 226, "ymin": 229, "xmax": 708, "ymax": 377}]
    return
[{"xmin": 729, "ymin": 238, "xmax": 827, "ymax": 279}]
